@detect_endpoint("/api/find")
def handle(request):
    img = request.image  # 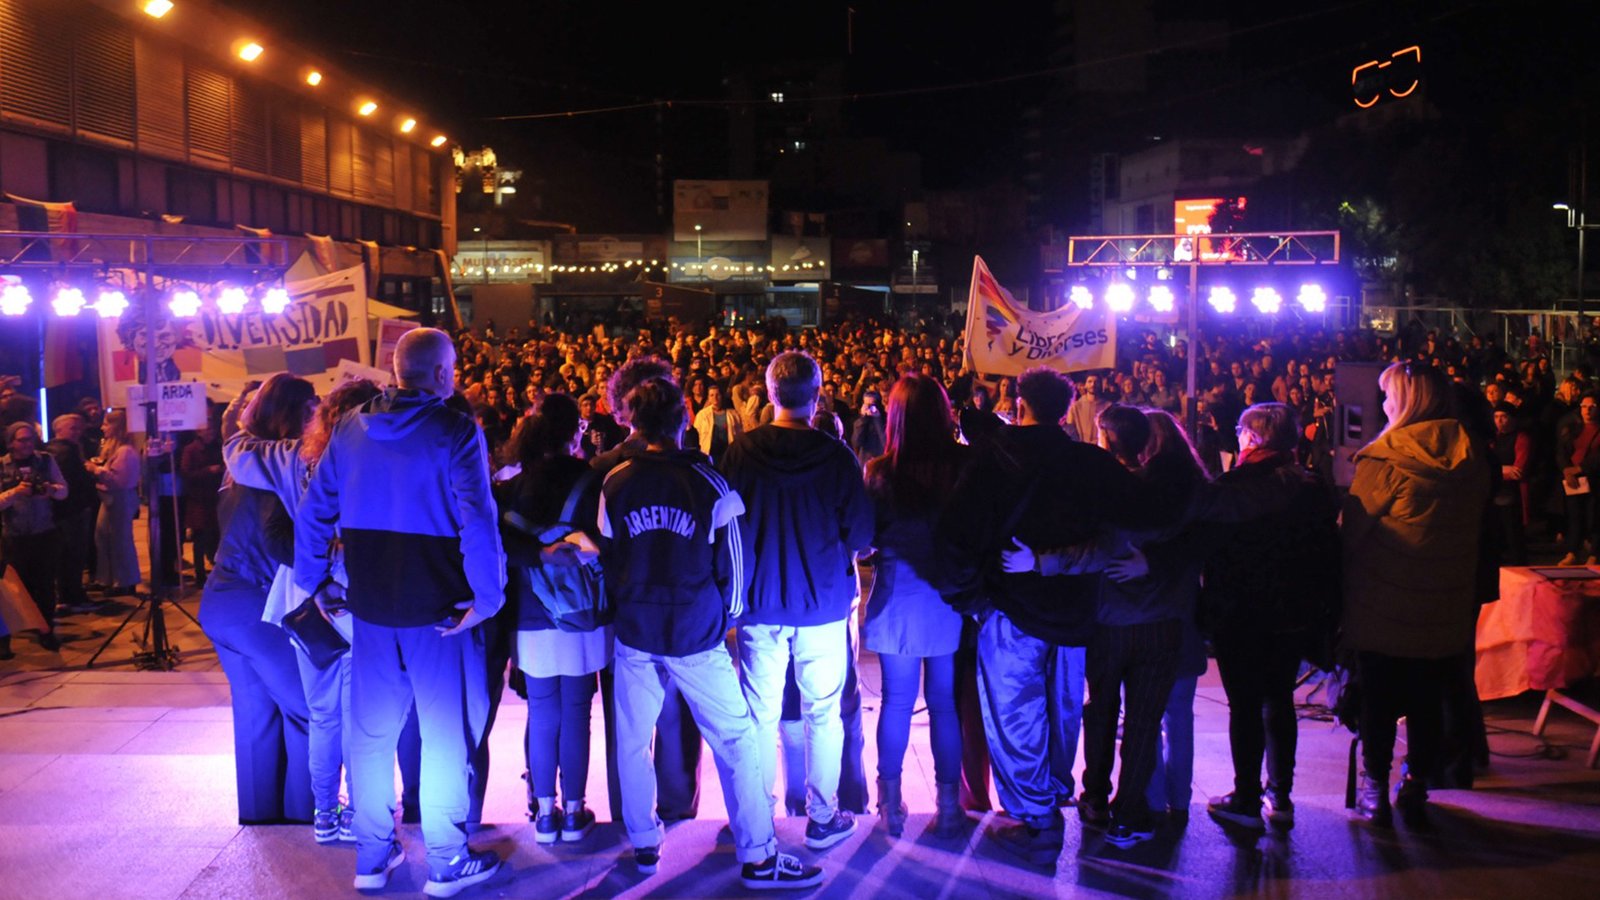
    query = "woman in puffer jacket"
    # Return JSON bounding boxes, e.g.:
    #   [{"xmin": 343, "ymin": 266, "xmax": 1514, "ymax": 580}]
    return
[{"xmin": 1342, "ymin": 361, "xmax": 1490, "ymax": 827}]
